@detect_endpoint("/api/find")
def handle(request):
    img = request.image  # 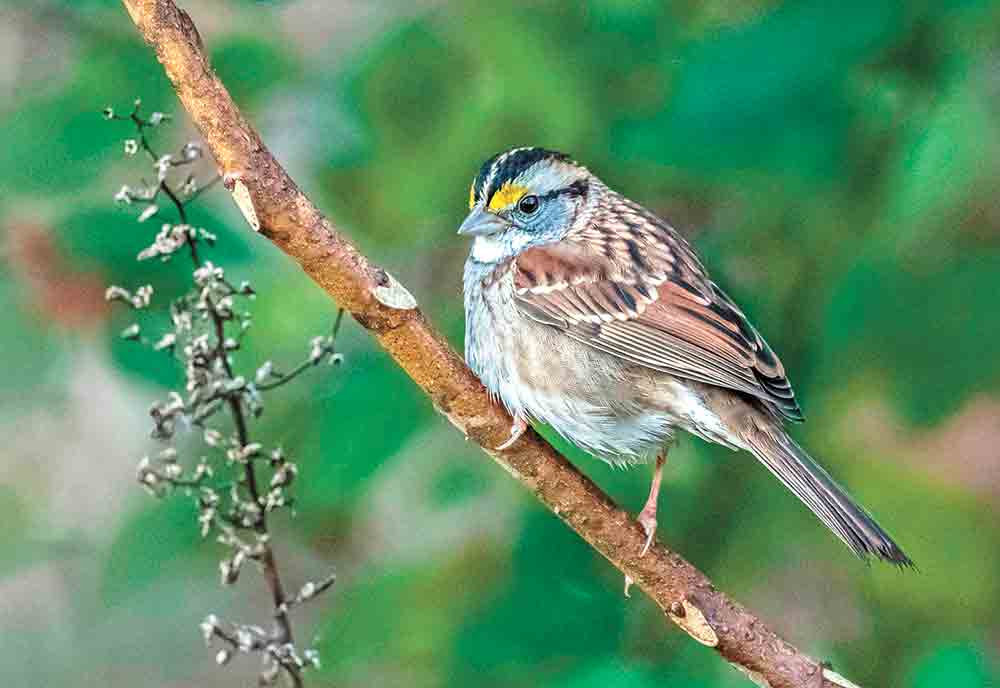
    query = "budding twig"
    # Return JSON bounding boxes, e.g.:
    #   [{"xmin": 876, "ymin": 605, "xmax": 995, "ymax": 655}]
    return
[{"xmin": 105, "ymin": 99, "xmax": 339, "ymax": 687}]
